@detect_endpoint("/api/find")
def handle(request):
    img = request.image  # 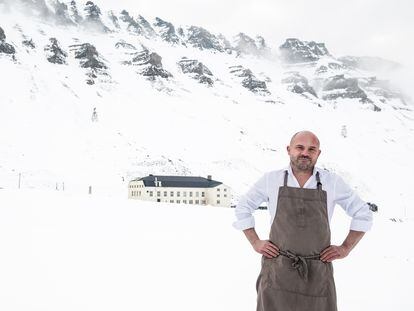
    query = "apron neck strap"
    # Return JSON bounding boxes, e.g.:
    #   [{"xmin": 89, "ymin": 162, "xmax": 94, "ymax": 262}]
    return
[
  {"xmin": 284, "ymin": 170, "xmax": 288, "ymax": 186},
  {"xmin": 316, "ymin": 171, "xmax": 322, "ymax": 190}
]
